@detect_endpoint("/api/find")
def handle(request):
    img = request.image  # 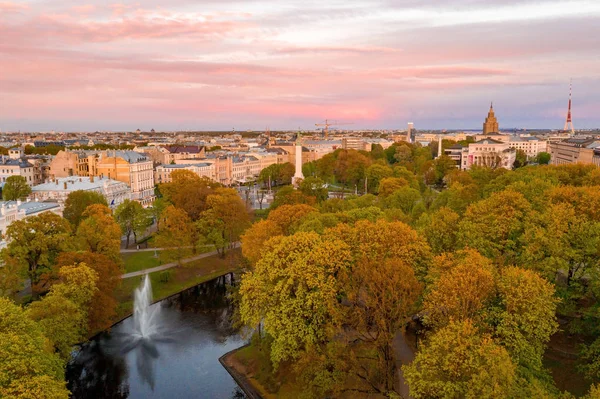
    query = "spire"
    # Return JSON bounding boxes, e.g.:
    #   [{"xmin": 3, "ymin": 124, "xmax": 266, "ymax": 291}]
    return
[
  {"xmin": 490, "ymin": 102, "xmax": 493, "ymax": 110},
  {"xmin": 564, "ymin": 80, "xmax": 574, "ymax": 133}
]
